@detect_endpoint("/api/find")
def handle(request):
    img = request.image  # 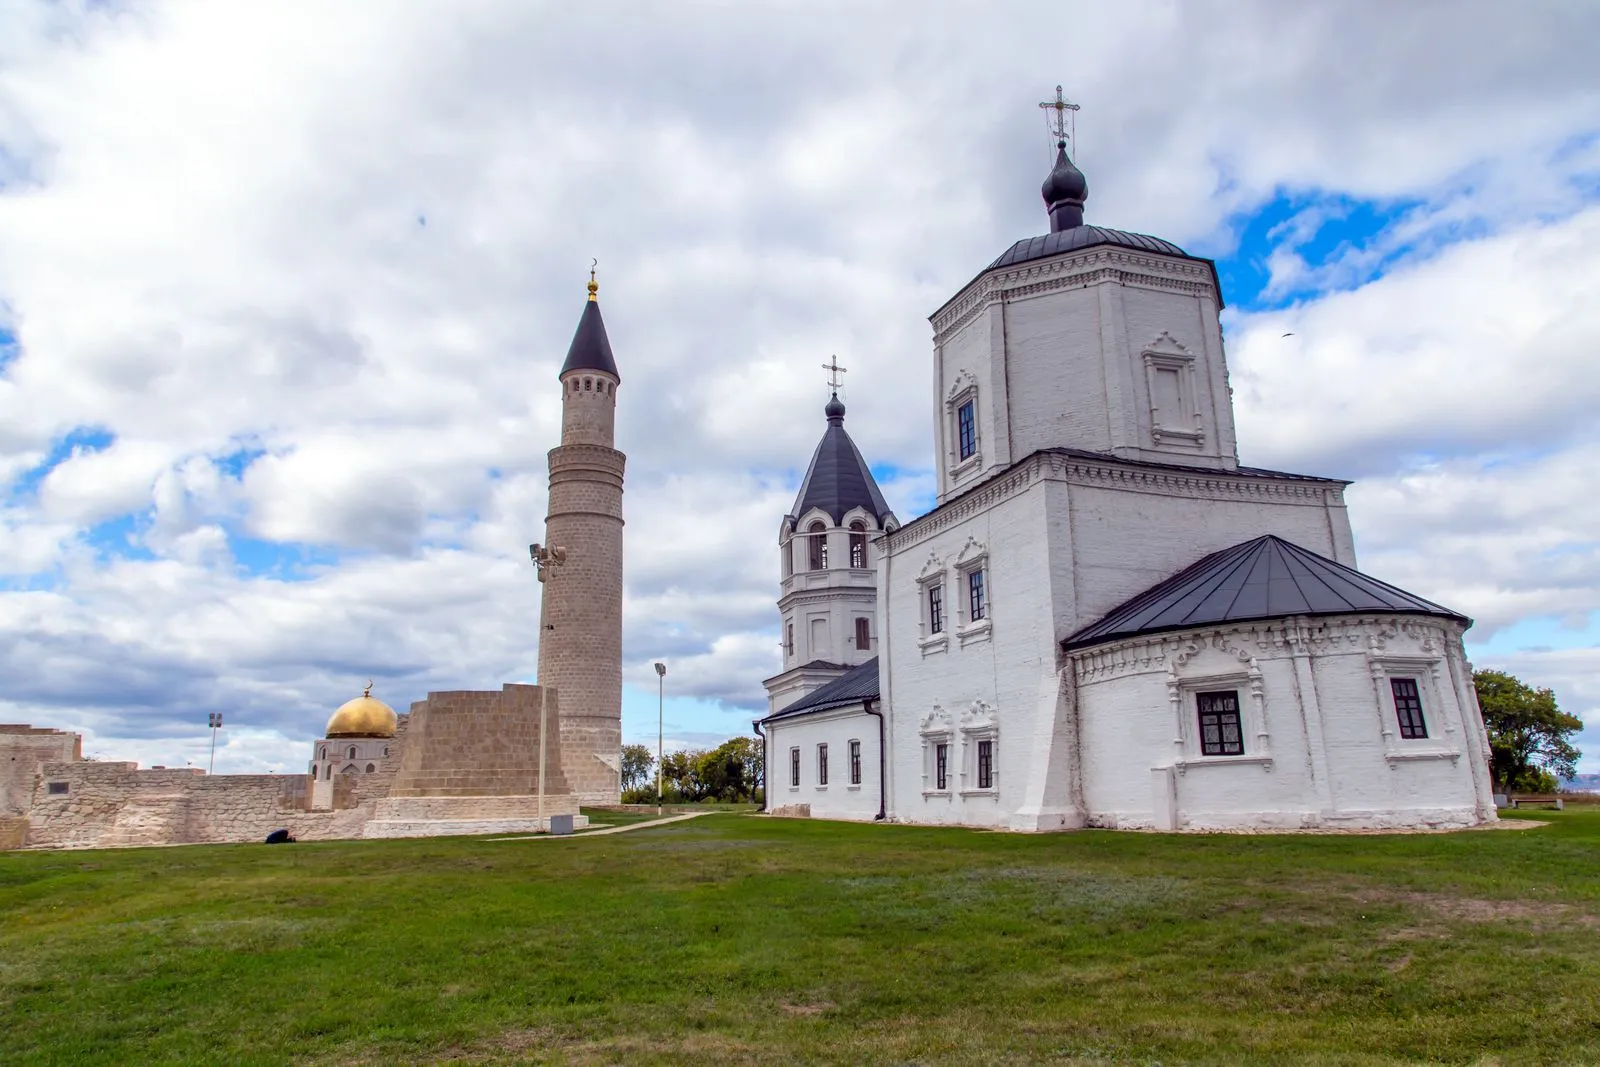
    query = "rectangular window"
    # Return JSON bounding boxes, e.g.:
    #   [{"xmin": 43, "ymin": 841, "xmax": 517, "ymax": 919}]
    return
[
  {"xmin": 977, "ymin": 739, "xmax": 993, "ymax": 789},
  {"xmin": 855, "ymin": 617, "xmax": 871, "ymax": 650},
  {"xmin": 808, "ymin": 532, "xmax": 827, "ymax": 570},
  {"xmin": 957, "ymin": 400, "xmax": 976, "ymax": 460},
  {"xmin": 935, "ymin": 743, "xmax": 949, "ymax": 790},
  {"xmin": 1391, "ymin": 678, "xmax": 1427, "ymax": 739},
  {"xmin": 1197, "ymin": 691, "xmax": 1244, "ymax": 756},
  {"xmin": 850, "ymin": 531, "xmax": 867, "ymax": 568},
  {"xmin": 967, "ymin": 568, "xmax": 986, "ymax": 622},
  {"xmin": 849, "ymin": 739, "xmax": 862, "ymax": 785},
  {"xmin": 817, "ymin": 743, "xmax": 829, "ymax": 786},
  {"xmin": 789, "ymin": 747, "xmax": 800, "ymax": 787},
  {"xmin": 785, "ymin": 622, "xmax": 794, "ymax": 658},
  {"xmin": 928, "ymin": 584, "xmax": 944, "ymax": 634},
  {"xmin": 46, "ymin": 781, "xmax": 69, "ymax": 796}
]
